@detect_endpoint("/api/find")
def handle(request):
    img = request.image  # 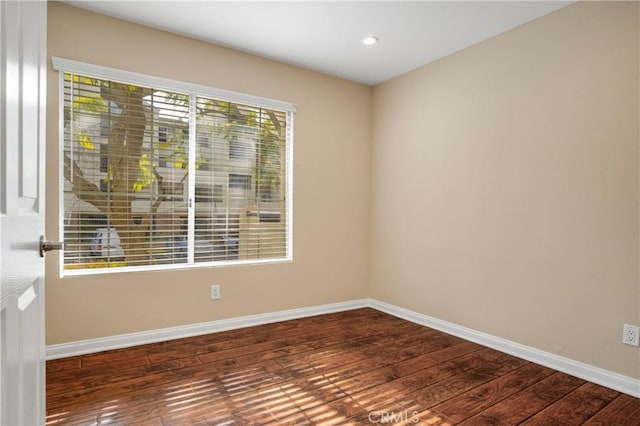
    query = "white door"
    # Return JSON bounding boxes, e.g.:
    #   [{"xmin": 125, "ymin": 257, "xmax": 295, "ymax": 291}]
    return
[{"xmin": 0, "ymin": 1, "xmax": 48, "ymax": 425}]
